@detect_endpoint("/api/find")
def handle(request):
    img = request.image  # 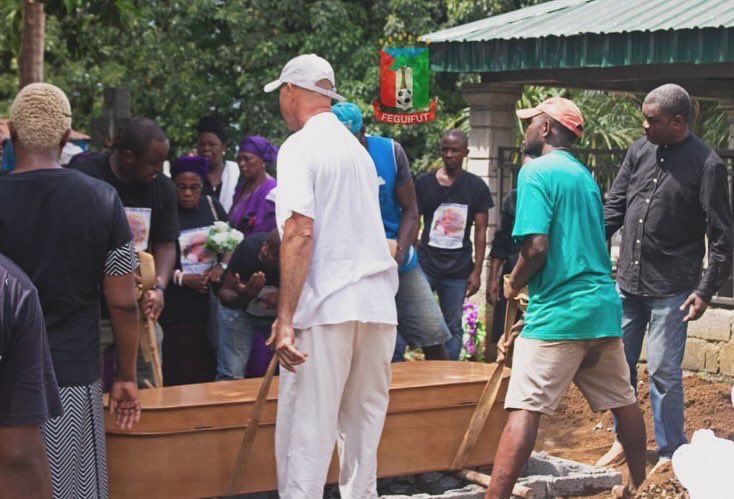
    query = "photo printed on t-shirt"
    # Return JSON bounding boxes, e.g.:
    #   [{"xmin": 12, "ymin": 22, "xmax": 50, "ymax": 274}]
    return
[
  {"xmin": 124, "ymin": 207, "xmax": 152, "ymax": 252},
  {"xmin": 428, "ymin": 203, "xmax": 468, "ymax": 249}
]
